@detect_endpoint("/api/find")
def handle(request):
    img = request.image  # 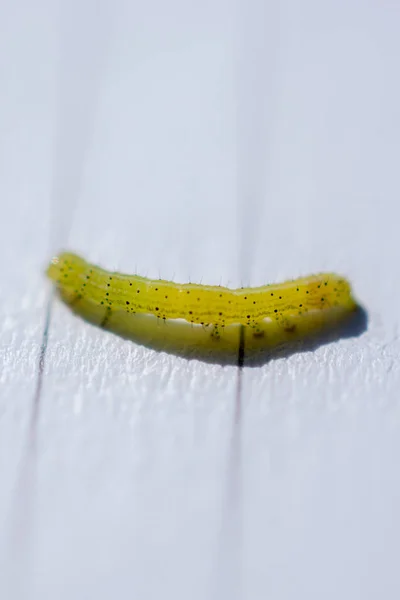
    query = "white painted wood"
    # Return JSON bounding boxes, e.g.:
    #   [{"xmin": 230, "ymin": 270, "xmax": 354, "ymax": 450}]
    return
[{"xmin": 1, "ymin": 1, "xmax": 400, "ymax": 599}]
